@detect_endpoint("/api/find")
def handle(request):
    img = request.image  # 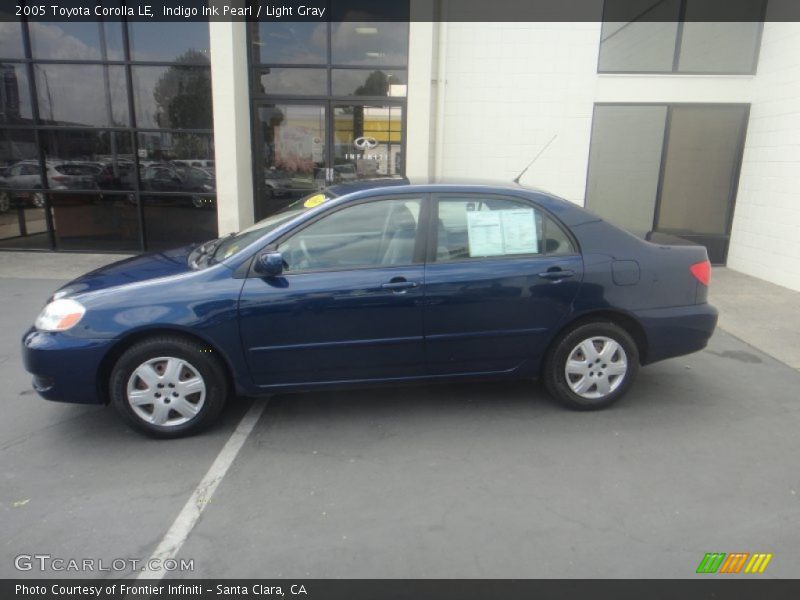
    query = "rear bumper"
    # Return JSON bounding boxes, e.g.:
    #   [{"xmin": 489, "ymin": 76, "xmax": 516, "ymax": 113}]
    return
[
  {"xmin": 22, "ymin": 328, "xmax": 113, "ymax": 404},
  {"xmin": 634, "ymin": 303, "xmax": 718, "ymax": 365}
]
